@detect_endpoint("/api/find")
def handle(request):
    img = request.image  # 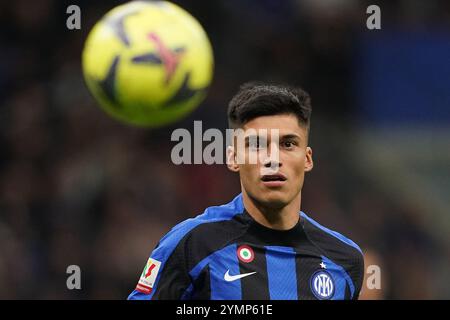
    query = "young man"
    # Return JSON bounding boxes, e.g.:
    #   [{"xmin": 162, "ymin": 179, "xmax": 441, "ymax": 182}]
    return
[{"xmin": 128, "ymin": 83, "xmax": 364, "ymax": 300}]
